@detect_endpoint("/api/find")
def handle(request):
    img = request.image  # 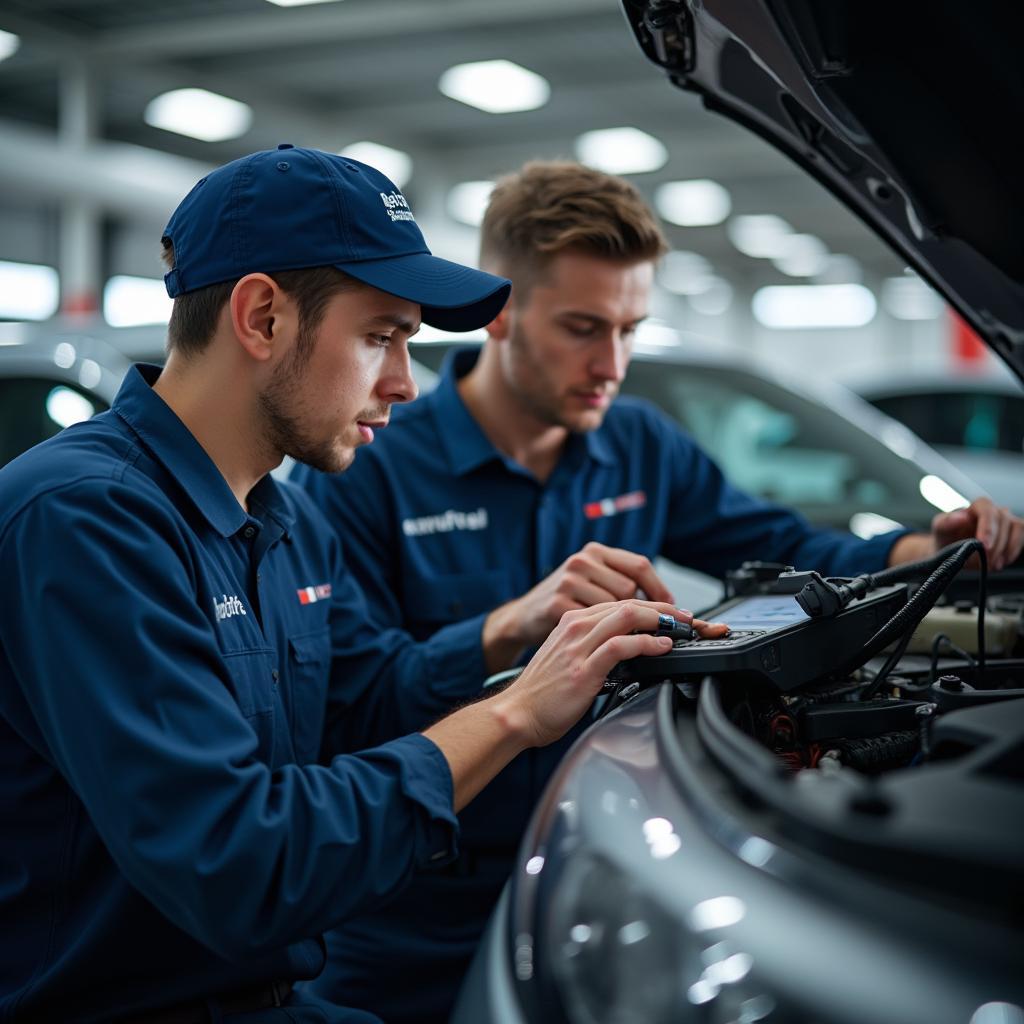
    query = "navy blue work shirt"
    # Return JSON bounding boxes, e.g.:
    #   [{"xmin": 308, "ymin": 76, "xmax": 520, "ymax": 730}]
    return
[
  {"xmin": 291, "ymin": 346, "xmax": 910, "ymax": 1023},
  {"xmin": 0, "ymin": 365, "xmax": 461, "ymax": 1023}
]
